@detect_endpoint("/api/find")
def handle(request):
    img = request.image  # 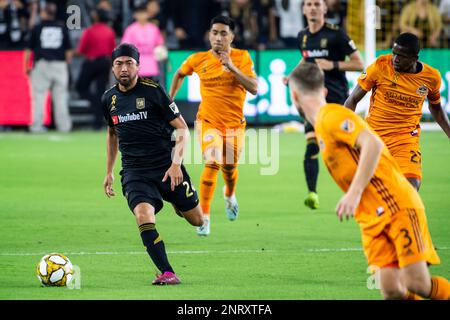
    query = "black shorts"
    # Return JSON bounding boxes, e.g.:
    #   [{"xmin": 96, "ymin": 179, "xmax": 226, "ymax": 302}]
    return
[{"xmin": 120, "ymin": 165, "xmax": 199, "ymax": 214}]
